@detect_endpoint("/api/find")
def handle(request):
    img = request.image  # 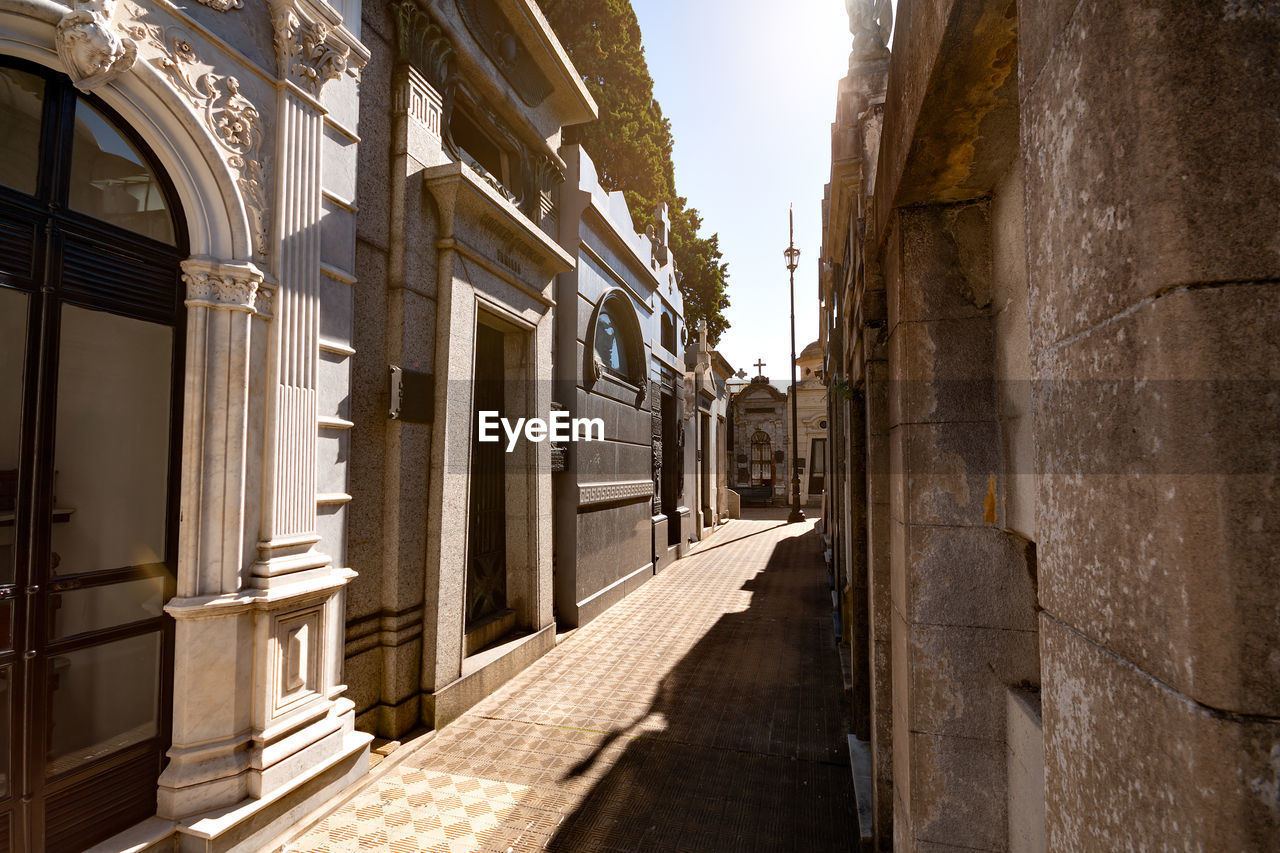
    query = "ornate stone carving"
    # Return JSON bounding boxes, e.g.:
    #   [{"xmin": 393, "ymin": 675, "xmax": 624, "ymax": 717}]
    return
[
  {"xmin": 123, "ymin": 6, "xmax": 270, "ymax": 261},
  {"xmin": 847, "ymin": 0, "xmax": 892, "ymax": 63},
  {"xmin": 194, "ymin": 0, "xmax": 242, "ymax": 11},
  {"xmin": 519, "ymin": 148, "xmax": 562, "ymax": 225},
  {"xmin": 579, "ymin": 480, "xmax": 654, "ymax": 508},
  {"xmin": 181, "ymin": 256, "xmax": 266, "ymax": 313},
  {"xmin": 456, "ymin": 0, "xmax": 552, "ymax": 107},
  {"xmin": 651, "ymin": 439, "xmax": 662, "ymax": 514},
  {"xmin": 56, "ymin": 0, "xmax": 137, "ymax": 91},
  {"xmin": 393, "ymin": 0, "xmax": 456, "ymax": 100},
  {"xmin": 397, "ymin": 67, "xmax": 442, "ymax": 136},
  {"xmin": 272, "ymin": 6, "xmax": 352, "ymax": 96}
]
